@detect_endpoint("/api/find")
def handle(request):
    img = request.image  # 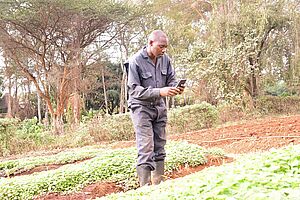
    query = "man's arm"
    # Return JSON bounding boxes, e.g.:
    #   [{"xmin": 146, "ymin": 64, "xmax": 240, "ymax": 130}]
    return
[{"xmin": 127, "ymin": 60, "xmax": 160, "ymax": 100}]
